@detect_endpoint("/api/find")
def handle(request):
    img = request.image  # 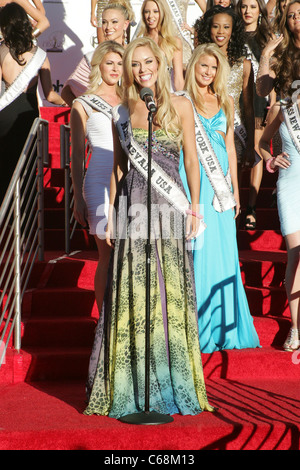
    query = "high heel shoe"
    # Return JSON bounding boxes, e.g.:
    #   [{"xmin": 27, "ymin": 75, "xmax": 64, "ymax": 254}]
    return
[
  {"xmin": 283, "ymin": 328, "xmax": 300, "ymax": 351},
  {"xmin": 244, "ymin": 205, "xmax": 256, "ymax": 230}
]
